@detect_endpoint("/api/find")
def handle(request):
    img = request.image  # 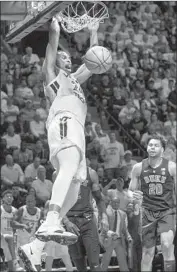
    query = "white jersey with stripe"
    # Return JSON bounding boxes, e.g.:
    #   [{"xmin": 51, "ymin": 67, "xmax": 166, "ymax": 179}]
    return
[
  {"xmin": 44, "ymin": 69, "xmax": 87, "ymax": 129},
  {"xmin": 20, "ymin": 205, "xmax": 41, "ymax": 236},
  {"xmin": 1, "ymin": 205, "xmax": 17, "ymax": 235}
]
